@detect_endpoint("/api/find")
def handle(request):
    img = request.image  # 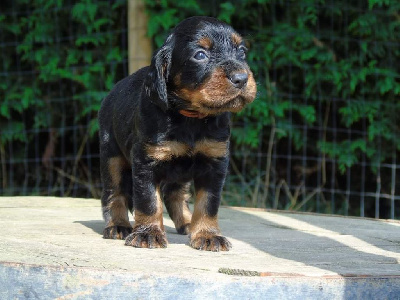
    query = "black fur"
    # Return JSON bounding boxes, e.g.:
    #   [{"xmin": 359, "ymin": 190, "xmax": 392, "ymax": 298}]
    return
[{"xmin": 99, "ymin": 16, "xmax": 256, "ymax": 251}]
